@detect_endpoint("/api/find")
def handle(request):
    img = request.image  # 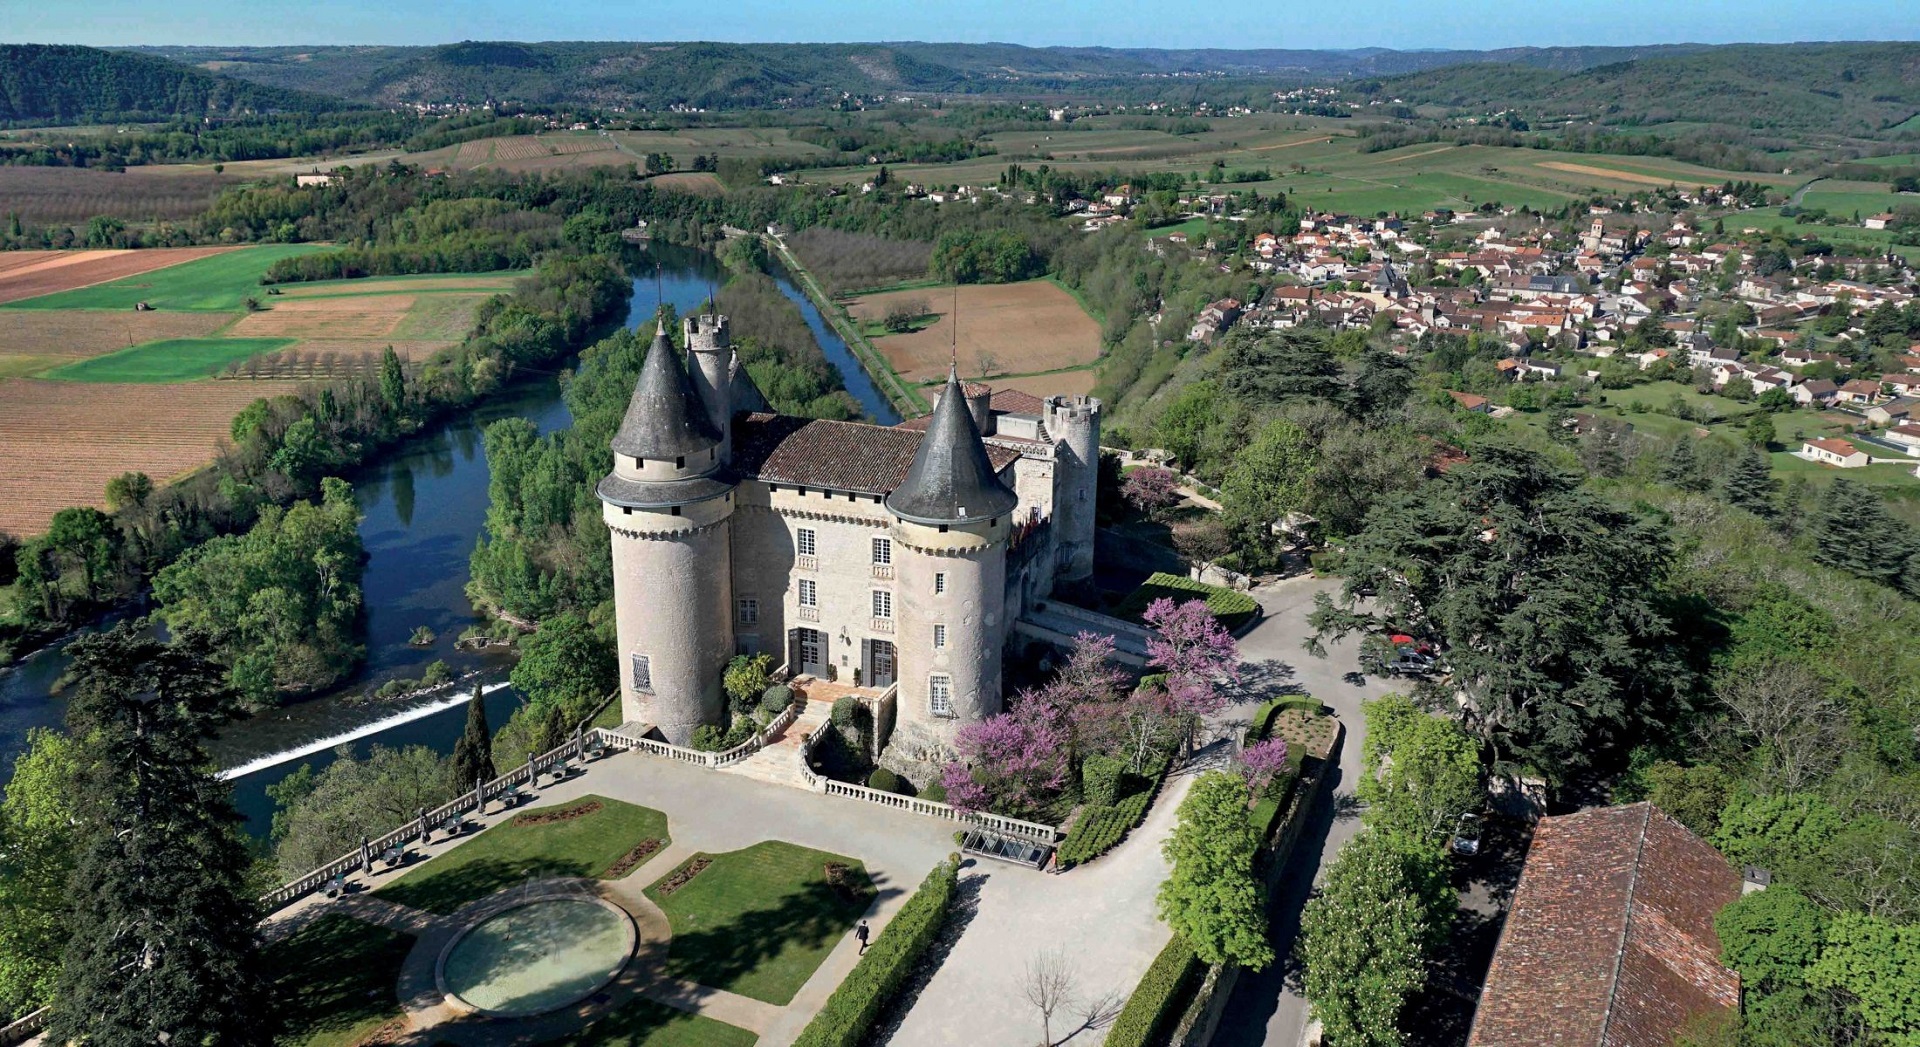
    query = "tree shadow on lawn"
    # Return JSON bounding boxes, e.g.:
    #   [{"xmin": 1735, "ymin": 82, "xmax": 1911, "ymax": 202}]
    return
[
  {"xmin": 658, "ymin": 871, "xmax": 901, "ymax": 1005},
  {"xmin": 265, "ymin": 913, "xmax": 415, "ymax": 1046},
  {"xmin": 376, "ymin": 855, "xmax": 602, "ymax": 916},
  {"xmin": 867, "ymin": 869, "xmax": 987, "ymax": 1046}
]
